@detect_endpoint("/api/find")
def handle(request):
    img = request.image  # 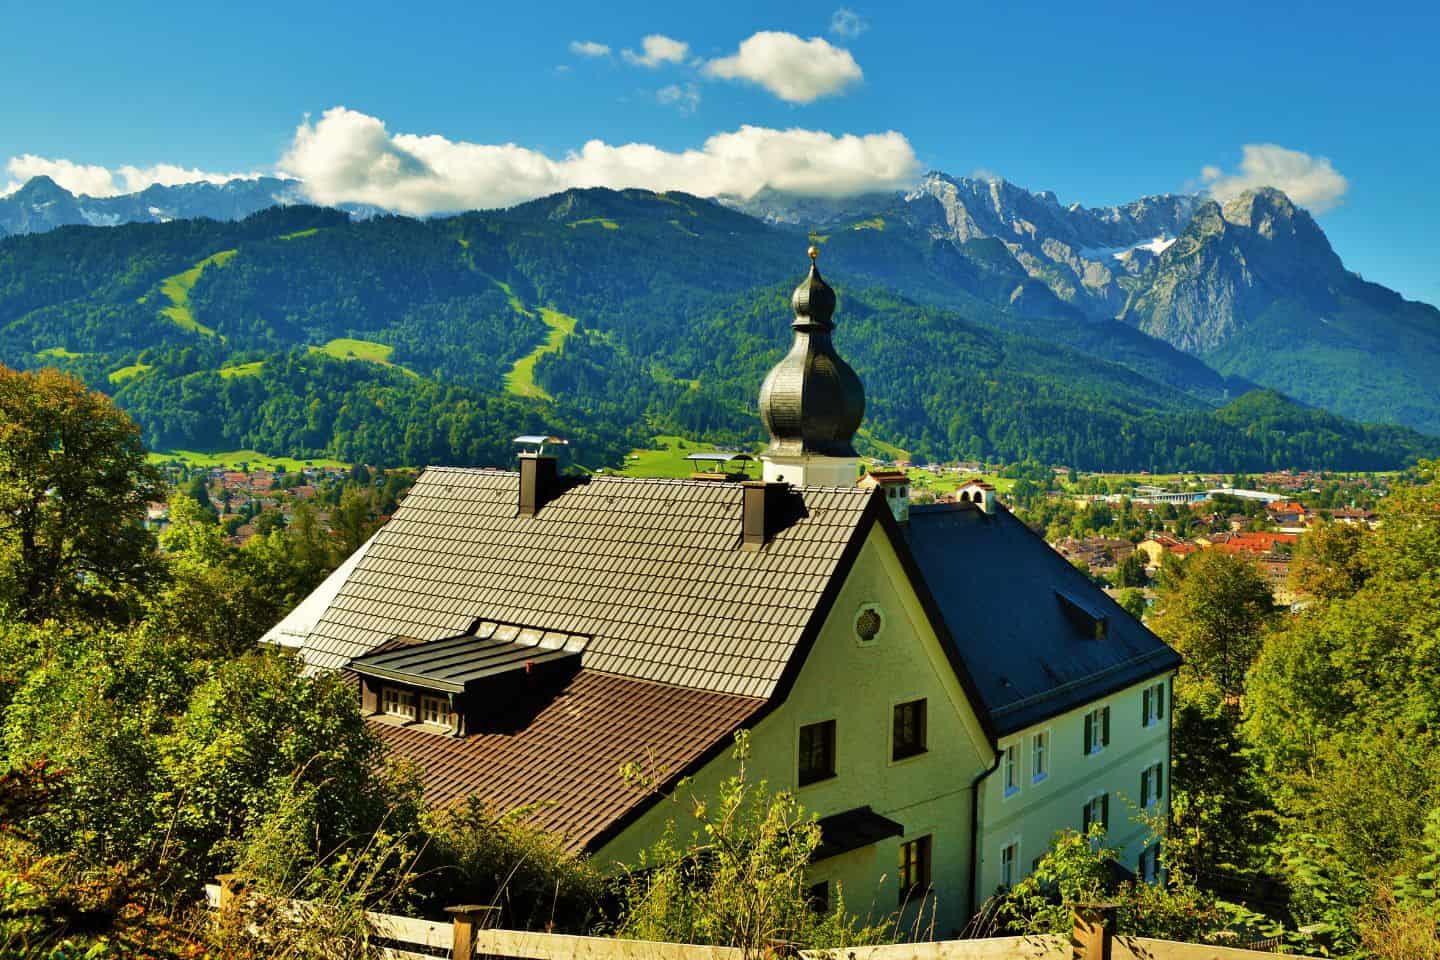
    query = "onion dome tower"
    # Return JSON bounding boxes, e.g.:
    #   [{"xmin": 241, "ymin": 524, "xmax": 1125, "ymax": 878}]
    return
[{"xmin": 758, "ymin": 246, "xmax": 865, "ymax": 488}]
